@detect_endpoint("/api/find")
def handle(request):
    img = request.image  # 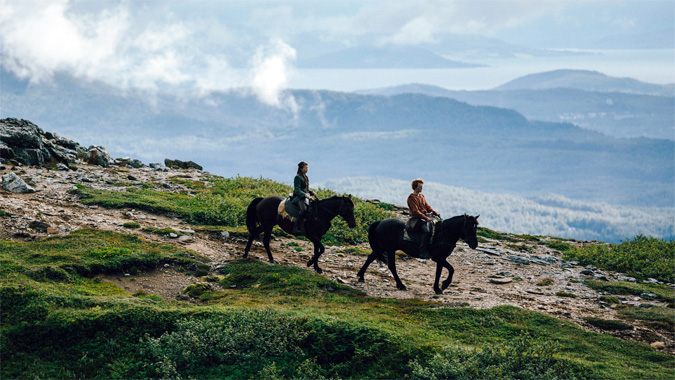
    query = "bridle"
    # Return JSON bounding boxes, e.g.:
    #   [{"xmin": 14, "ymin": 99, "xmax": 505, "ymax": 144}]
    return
[
  {"xmin": 461, "ymin": 214, "xmax": 478, "ymax": 243},
  {"xmin": 316, "ymin": 196, "xmax": 351, "ymax": 219}
]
